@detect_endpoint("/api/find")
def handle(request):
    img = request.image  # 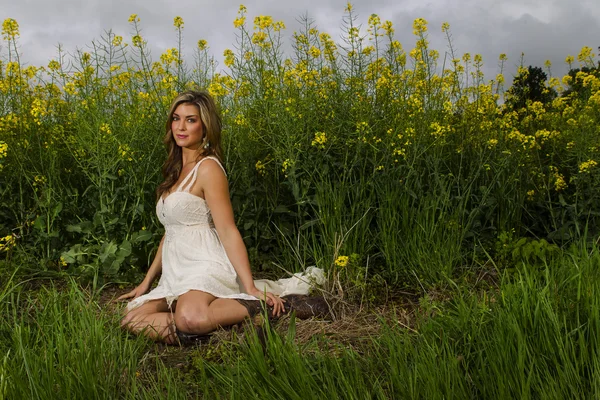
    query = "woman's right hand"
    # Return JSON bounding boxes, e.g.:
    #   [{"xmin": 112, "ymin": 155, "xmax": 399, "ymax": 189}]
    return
[{"xmin": 117, "ymin": 281, "xmax": 150, "ymax": 301}]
